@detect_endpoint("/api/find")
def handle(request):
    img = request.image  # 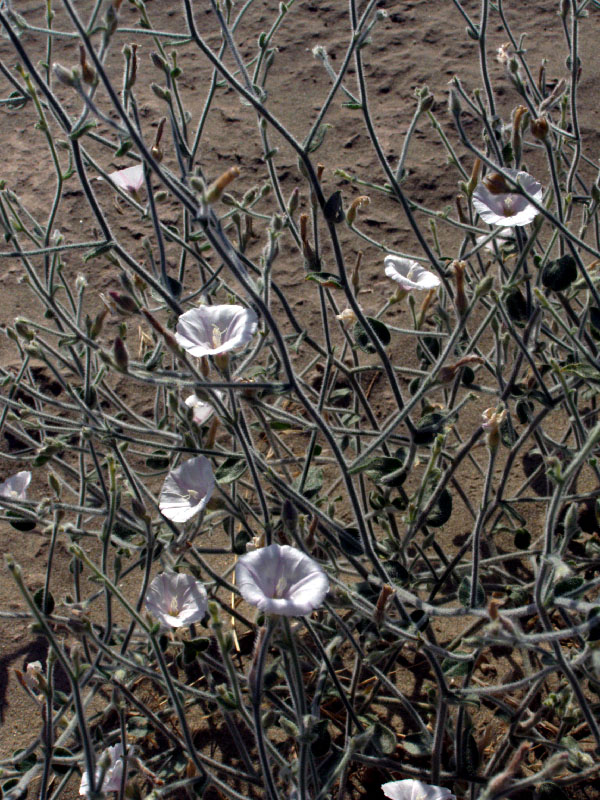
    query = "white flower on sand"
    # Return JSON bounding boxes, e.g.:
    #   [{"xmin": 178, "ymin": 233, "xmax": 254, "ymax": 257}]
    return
[
  {"xmin": 184, "ymin": 391, "xmax": 224, "ymax": 426},
  {"xmin": 381, "ymin": 779, "xmax": 456, "ymax": 800},
  {"xmin": 235, "ymin": 543, "xmax": 329, "ymax": 617},
  {"xmin": 473, "ymin": 169, "xmax": 542, "ymax": 227},
  {"xmin": 0, "ymin": 471, "xmax": 31, "ymax": 501},
  {"xmin": 384, "ymin": 256, "xmax": 441, "ymax": 291},
  {"xmin": 108, "ymin": 164, "xmax": 144, "ymax": 194},
  {"xmin": 144, "ymin": 572, "xmax": 208, "ymax": 629},
  {"xmin": 175, "ymin": 304, "xmax": 258, "ymax": 358},
  {"xmin": 79, "ymin": 744, "xmax": 129, "ymax": 797},
  {"xmin": 159, "ymin": 455, "xmax": 215, "ymax": 523}
]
